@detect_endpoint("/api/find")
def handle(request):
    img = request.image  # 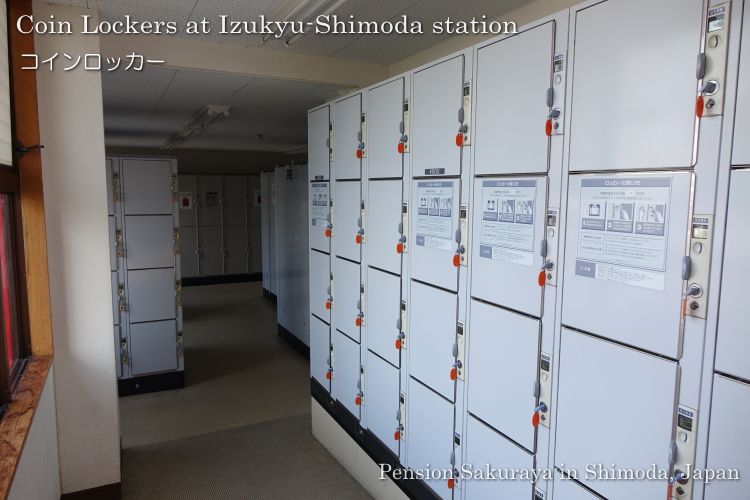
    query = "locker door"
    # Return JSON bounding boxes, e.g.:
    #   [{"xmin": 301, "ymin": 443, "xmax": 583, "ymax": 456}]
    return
[
  {"xmin": 249, "ymin": 225, "xmax": 262, "ymax": 273},
  {"xmin": 406, "ymin": 378, "xmax": 454, "ymax": 500},
  {"xmin": 106, "ymin": 158, "xmax": 115, "ymax": 216},
  {"xmin": 467, "ymin": 300, "xmax": 540, "ymax": 452},
  {"xmin": 114, "ymin": 326, "xmax": 121, "ymax": 379},
  {"xmin": 715, "ymin": 169, "xmax": 750, "ymax": 380},
  {"xmin": 365, "ymin": 351, "xmax": 400, "ymax": 456},
  {"xmin": 124, "ymin": 215, "xmax": 175, "ymax": 270},
  {"xmin": 225, "ymin": 176, "xmax": 247, "ymax": 226},
  {"xmin": 111, "ymin": 272, "xmax": 120, "ymax": 325},
  {"xmin": 129, "ymin": 319, "xmax": 178, "ymax": 375},
  {"xmin": 121, "ymin": 159, "xmax": 173, "ymax": 215},
  {"xmin": 200, "ymin": 175, "xmax": 223, "ymax": 226},
  {"xmin": 248, "ymin": 176, "xmax": 261, "ymax": 224},
  {"xmin": 334, "ymin": 94, "xmax": 362, "ymax": 180},
  {"xmin": 367, "ymin": 78, "xmax": 404, "ymax": 179},
  {"xmin": 464, "ymin": 416, "xmax": 534, "ymax": 500},
  {"xmin": 310, "ymin": 181, "xmax": 331, "ymax": 253},
  {"xmin": 474, "ymin": 22, "xmax": 554, "ymax": 176},
  {"xmin": 561, "ymin": 172, "xmax": 693, "ymax": 358},
  {"xmin": 734, "ymin": 6, "xmax": 750, "ymax": 165},
  {"xmin": 108, "ymin": 216, "xmax": 117, "ymax": 271},
  {"xmin": 704, "ymin": 375, "xmax": 750, "ymax": 499},
  {"xmin": 410, "ymin": 180, "xmax": 460, "ymax": 292},
  {"xmin": 333, "ymin": 181, "xmax": 361, "ymax": 262},
  {"xmin": 127, "ymin": 268, "xmax": 176, "ymax": 323},
  {"xmin": 470, "ymin": 177, "xmax": 548, "ymax": 316},
  {"xmin": 179, "ymin": 226, "xmax": 199, "ymax": 278},
  {"xmin": 332, "ymin": 329, "xmax": 360, "ymax": 419},
  {"xmin": 178, "ymin": 175, "xmax": 198, "ymax": 226},
  {"xmin": 366, "ymin": 268, "xmax": 400, "ymax": 367},
  {"xmin": 200, "ymin": 225, "xmax": 224, "ymax": 276},
  {"xmin": 310, "ymin": 250, "xmax": 331, "ymax": 324},
  {"xmin": 225, "ymin": 225, "xmax": 248, "ymax": 275},
  {"xmin": 552, "ymin": 478, "xmax": 605, "ymax": 500},
  {"xmin": 309, "ymin": 105, "xmax": 330, "ymax": 181},
  {"xmin": 412, "ymin": 56, "xmax": 464, "ymax": 177},
  {"xmin": 409, "ymin": 281, "xmax": 457, "ymax": 402},
  {"xmin": 367, "ymin": 180, "xmax": 403, "ymax": 275},
  {"xmin": 333, "ymin": 257, "xmax": 360, "ymax": 343},
  {"xmin": 568, "ymin": 0, "xmax": 702, "ymax": 171},
  {"xmin": 555, "ymin": 328, "xmax": 678, "ymax": 500},
  {"xmin": 311, "ymin": 314, "xmax": 331, "ymax": 392}
]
